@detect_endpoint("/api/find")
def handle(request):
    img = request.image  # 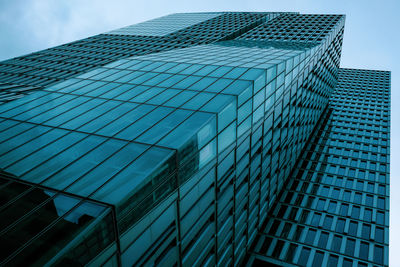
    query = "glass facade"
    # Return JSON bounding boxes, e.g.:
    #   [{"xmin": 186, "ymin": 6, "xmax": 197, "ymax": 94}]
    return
[
  {"xmin": 0, "ymin": 12, "xmax": 389, "ymax": 267},
  {"xmin": 247, "ymin": 69, "xmax": 390, "ymax": 266}
]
